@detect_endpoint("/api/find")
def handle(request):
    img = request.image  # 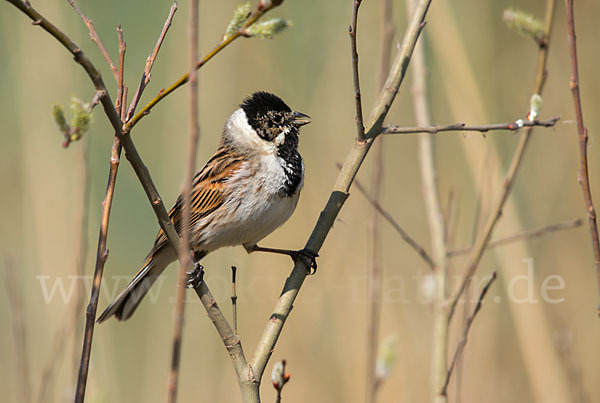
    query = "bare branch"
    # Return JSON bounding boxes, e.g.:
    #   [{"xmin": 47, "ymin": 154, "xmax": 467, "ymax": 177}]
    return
[
  {"xmin": 447, "ymin": 218, "xmax": 583, "ymax": 257},
  {"xmin": 349, "ymin": 0, "xmax": 365, "ymax": 142},
  {"xmin": 167, "ymin": 0, "xmax": 199, "ymax": 400},
  {"xmin": 126, "ymin": 2, "xmax": 178, "ymax": 121},
  {"xmin": 66, "ymin": 0, "xmax": 118, "ymax": 80},
  {"xmin": 565, "ymin": 0, "xmax": 600, "ymax": 317},
  {"xmin": 346, "ymin": 164, "xmax": 435, "ymax": 269},
  {"xmin": 382, "ymin": 117, "xmax": 559, "ymax": 135},
  {"xmin": 441, "ymin": 272, "xmax": 497, "ymax": 395}
]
